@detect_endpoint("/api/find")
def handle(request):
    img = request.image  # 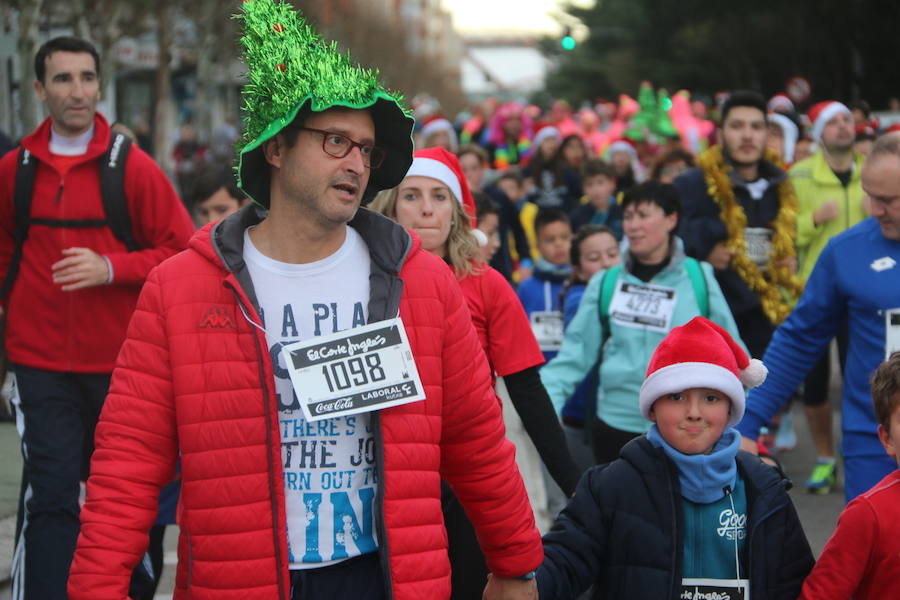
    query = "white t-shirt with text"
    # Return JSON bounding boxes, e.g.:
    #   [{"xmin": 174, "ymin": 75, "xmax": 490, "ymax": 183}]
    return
[{"xmin": 243, "ymin": 226, "xmax": 377, "ymax": 569}]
